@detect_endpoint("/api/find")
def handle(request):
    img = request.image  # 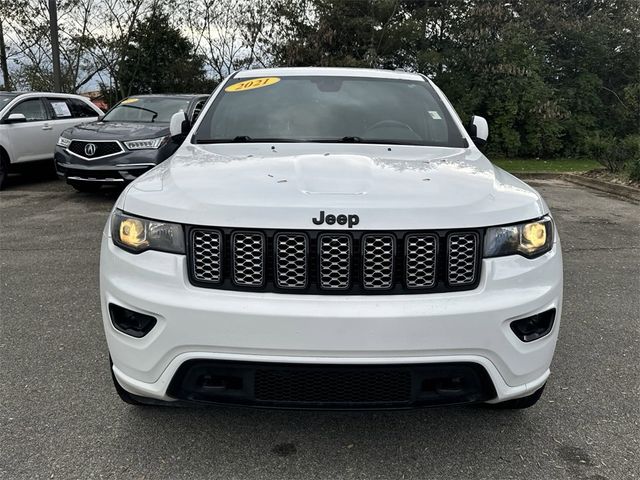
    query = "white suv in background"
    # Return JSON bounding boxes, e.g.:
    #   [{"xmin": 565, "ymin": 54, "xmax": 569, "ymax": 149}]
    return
[
  {"xmin": 102, "ymin": 68, "xmax": 563, "ymax": 410},
  {"xmin": 0, "ymin": 92, "xmax": 102, "ymax": 189}
]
